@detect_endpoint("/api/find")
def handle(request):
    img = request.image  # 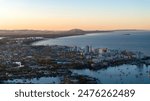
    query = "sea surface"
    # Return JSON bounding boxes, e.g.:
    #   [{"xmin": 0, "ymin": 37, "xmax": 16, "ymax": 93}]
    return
[
  {"xmin": 33, "ymin": 31, "xmax": 150, "ymax": 55},
  {"xmin": 32, "ymin": 31, "xmax": 150, "ymax": 84},
  {"xmin": 71, "ymin": 64, "xmax": 150, "ymax": 84}
]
